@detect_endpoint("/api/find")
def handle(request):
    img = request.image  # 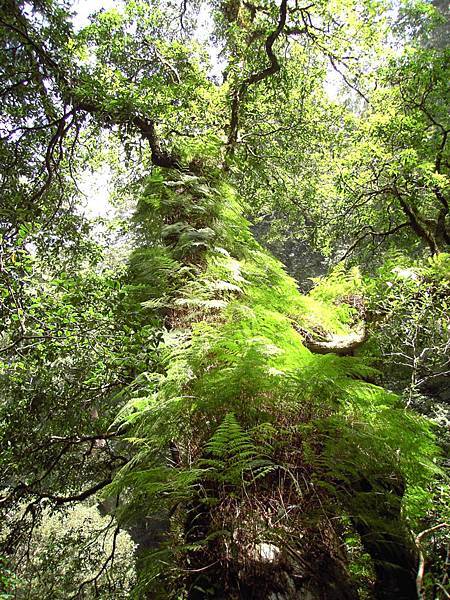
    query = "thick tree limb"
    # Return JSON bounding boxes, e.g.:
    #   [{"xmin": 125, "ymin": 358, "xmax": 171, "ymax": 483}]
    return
[
  {"xmin": 43, "ymin": 477, "xmax": 113, "ymax": 505},
  {"xmin": 3, "ymin": 2, "xmax": 183, "ymax": 172},
  {"xmin": 394, "ymin": 190, "xmax": 441, "ymax": 254},
  {"xmin": 133, "ymin": 117, "xmax": 182, "ymax": 168},
  {"xmin": 75, "ymin": 100, "xmax": 182, "ymax": 169},
  {"xmin": 302, "ymin": 324, "xmax": 367, "ymax": 356},
  {"xmin": 434, "ymin": 186, "xmax": 450, "ymax": 245},
  {"xmin": 227, "ymin": 0, "xmax": 288, "ymax": 149}
]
